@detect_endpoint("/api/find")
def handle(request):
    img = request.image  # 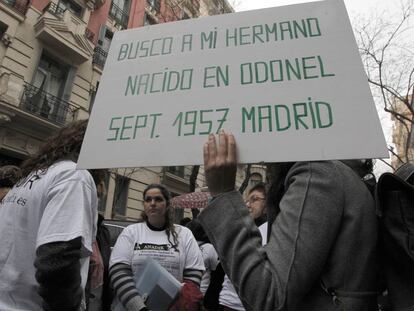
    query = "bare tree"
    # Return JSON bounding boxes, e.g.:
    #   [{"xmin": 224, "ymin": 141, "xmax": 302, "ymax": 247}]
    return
[{"xmin": 355, "ymin": 0, "xmax": 414, "ymax": 170}]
